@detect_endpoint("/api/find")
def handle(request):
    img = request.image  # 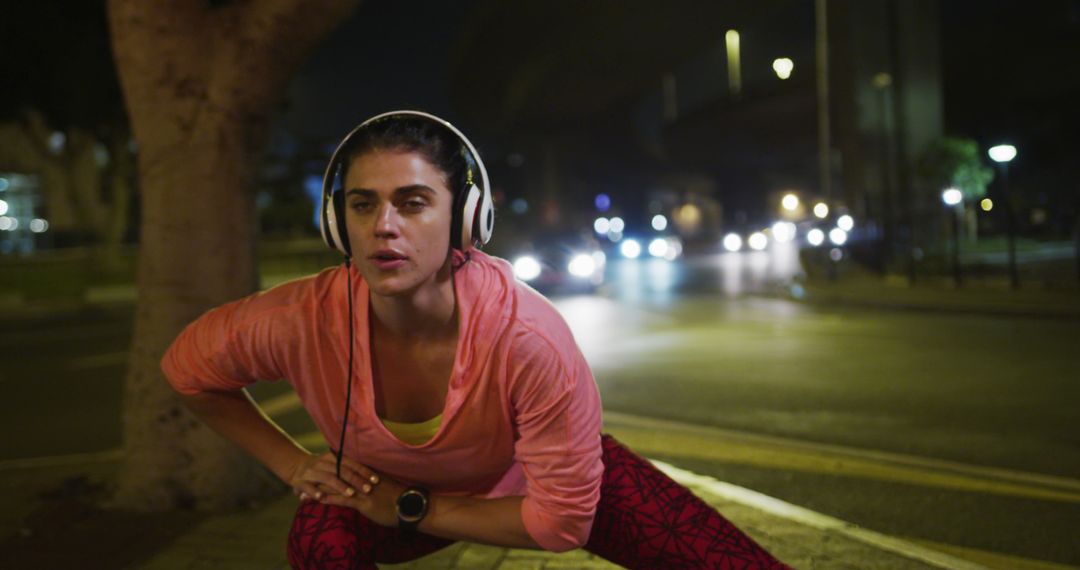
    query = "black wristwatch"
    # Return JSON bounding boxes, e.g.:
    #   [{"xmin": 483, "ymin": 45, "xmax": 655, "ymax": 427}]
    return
[{"xmin": 395, "ymin": 486, "xmax": 430, "ymax": 532}]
